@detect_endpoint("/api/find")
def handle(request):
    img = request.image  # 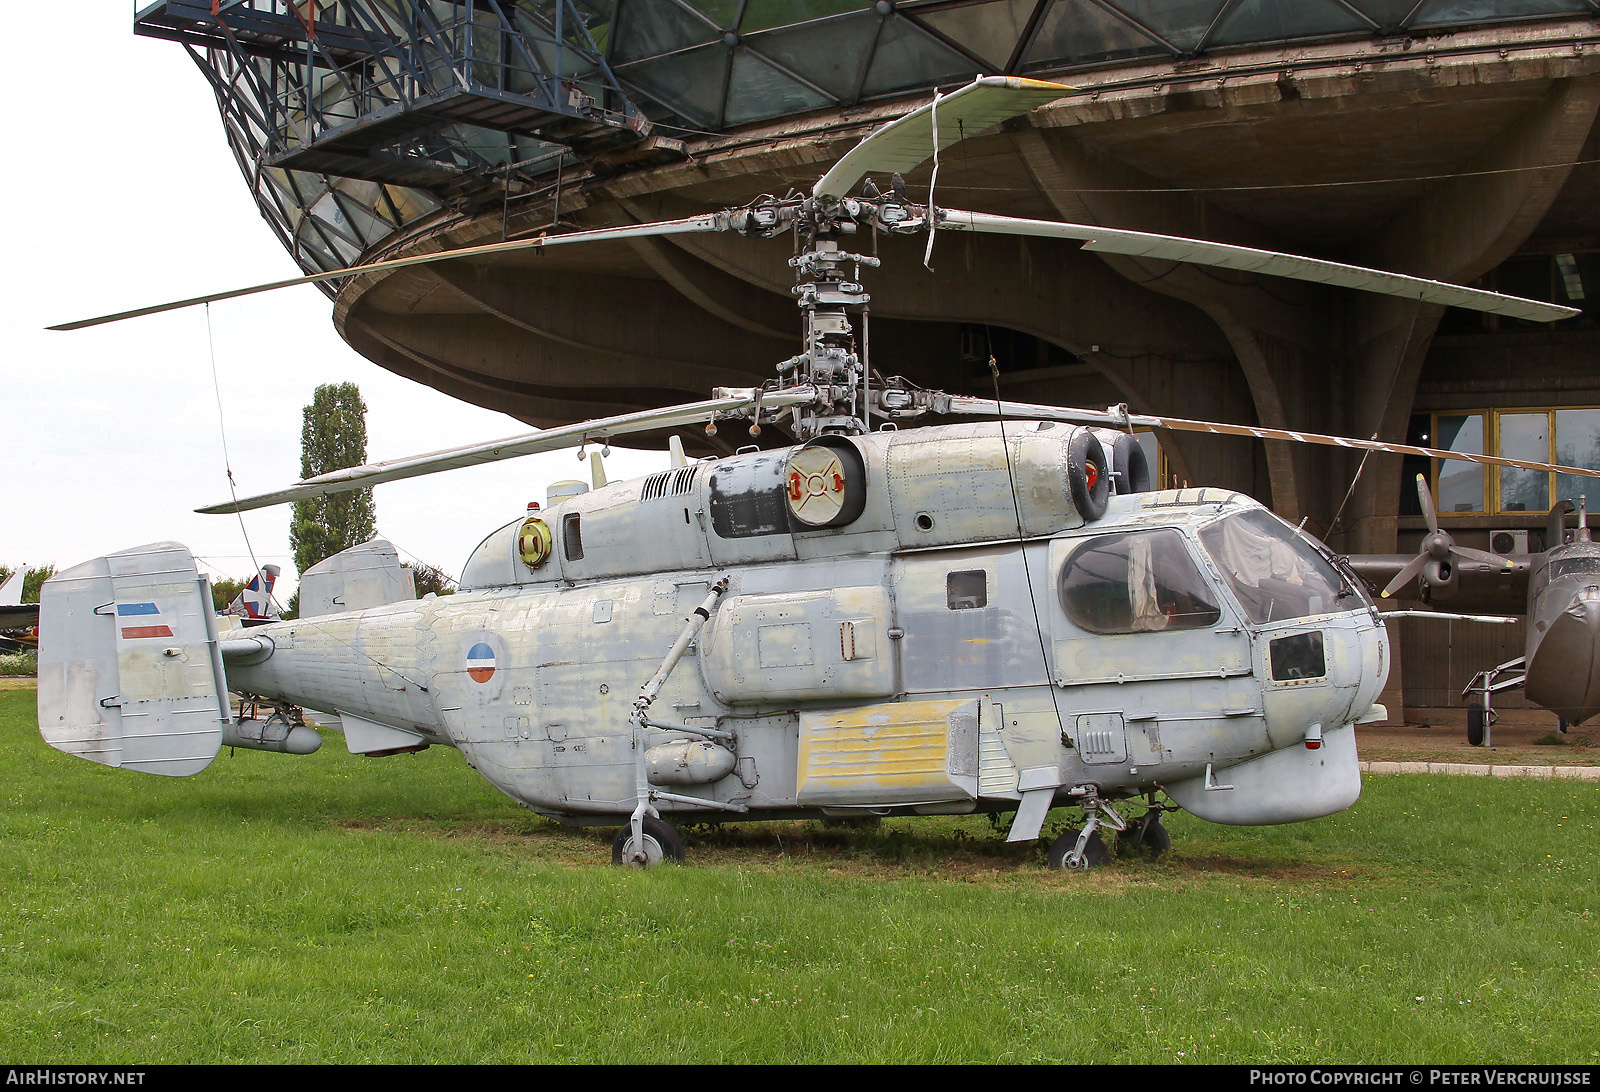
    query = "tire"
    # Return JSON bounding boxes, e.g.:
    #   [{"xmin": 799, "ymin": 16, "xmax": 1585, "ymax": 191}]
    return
[
  {"xmin": 1046, "ymin": 828, "xmax": 1110, "ymax": 870},
  {"xmin": 1104, "ymin": 432, "xmax": 1154, "ymax": 495},
  {"xmin": 1117, "ymin": 815, "xmax": 1171, "ymax": 859},
  {"xmin": 1068, "ymin": 433, "xmax": 1111, "ymax": 522},
  {"xmin": 611, "ymin": 817, "xmax": 686, "ymax": 867},
  {"xmin": 1466, "ymin": 703, "xmax": 1486, "ymax": 747}
]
